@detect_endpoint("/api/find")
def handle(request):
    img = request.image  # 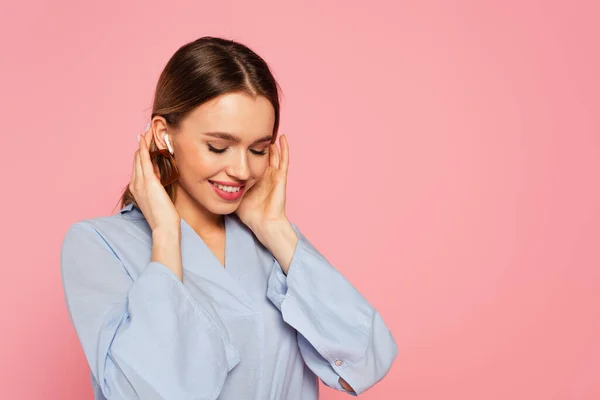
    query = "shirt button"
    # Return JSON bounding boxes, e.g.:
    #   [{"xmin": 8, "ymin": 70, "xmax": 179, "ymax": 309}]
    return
[{"xmin": 335, "ymin": 360, "xmax": 343, "ymax": 366}]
